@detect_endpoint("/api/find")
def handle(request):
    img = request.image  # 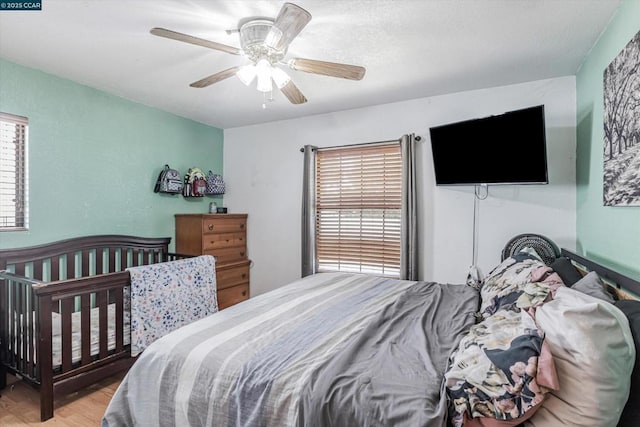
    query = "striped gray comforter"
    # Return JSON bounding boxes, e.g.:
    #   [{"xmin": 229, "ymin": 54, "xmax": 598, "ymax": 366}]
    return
[{"xmin": 102, "ymin": 273, "xmax": 479, "ymax": 427}]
